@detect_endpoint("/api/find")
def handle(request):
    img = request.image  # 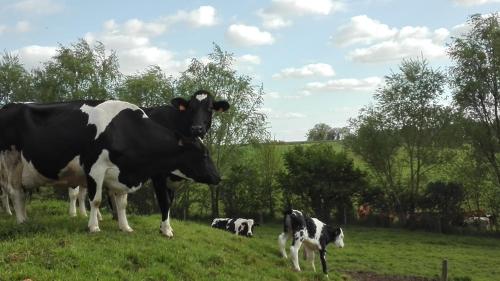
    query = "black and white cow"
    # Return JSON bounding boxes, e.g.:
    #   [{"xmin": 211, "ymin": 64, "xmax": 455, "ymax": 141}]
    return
[
  {"xmin": 211, "ymin": 218, "xmax": 258, "ymax": 237},
  {"xmin": 0, "ymin": 99, "xmax": 221, "ymax": 234},
  {"xmin": 278, "ymin": 209, "xmax": 344, "ymax": 276},
  {"xmin": 62, "ymin": 90, "xmax": 230, "ymax": 236}
]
